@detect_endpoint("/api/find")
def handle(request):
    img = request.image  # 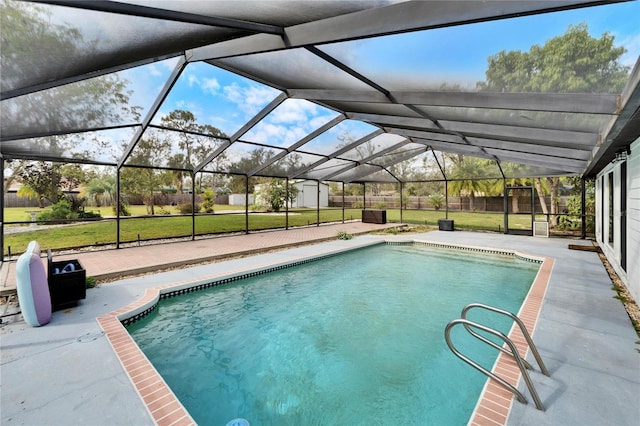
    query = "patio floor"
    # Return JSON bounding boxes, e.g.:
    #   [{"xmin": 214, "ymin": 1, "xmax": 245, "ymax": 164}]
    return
[{"xmin": 1, "ymin": 226, "xmax": 638, "ymax": 425}]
